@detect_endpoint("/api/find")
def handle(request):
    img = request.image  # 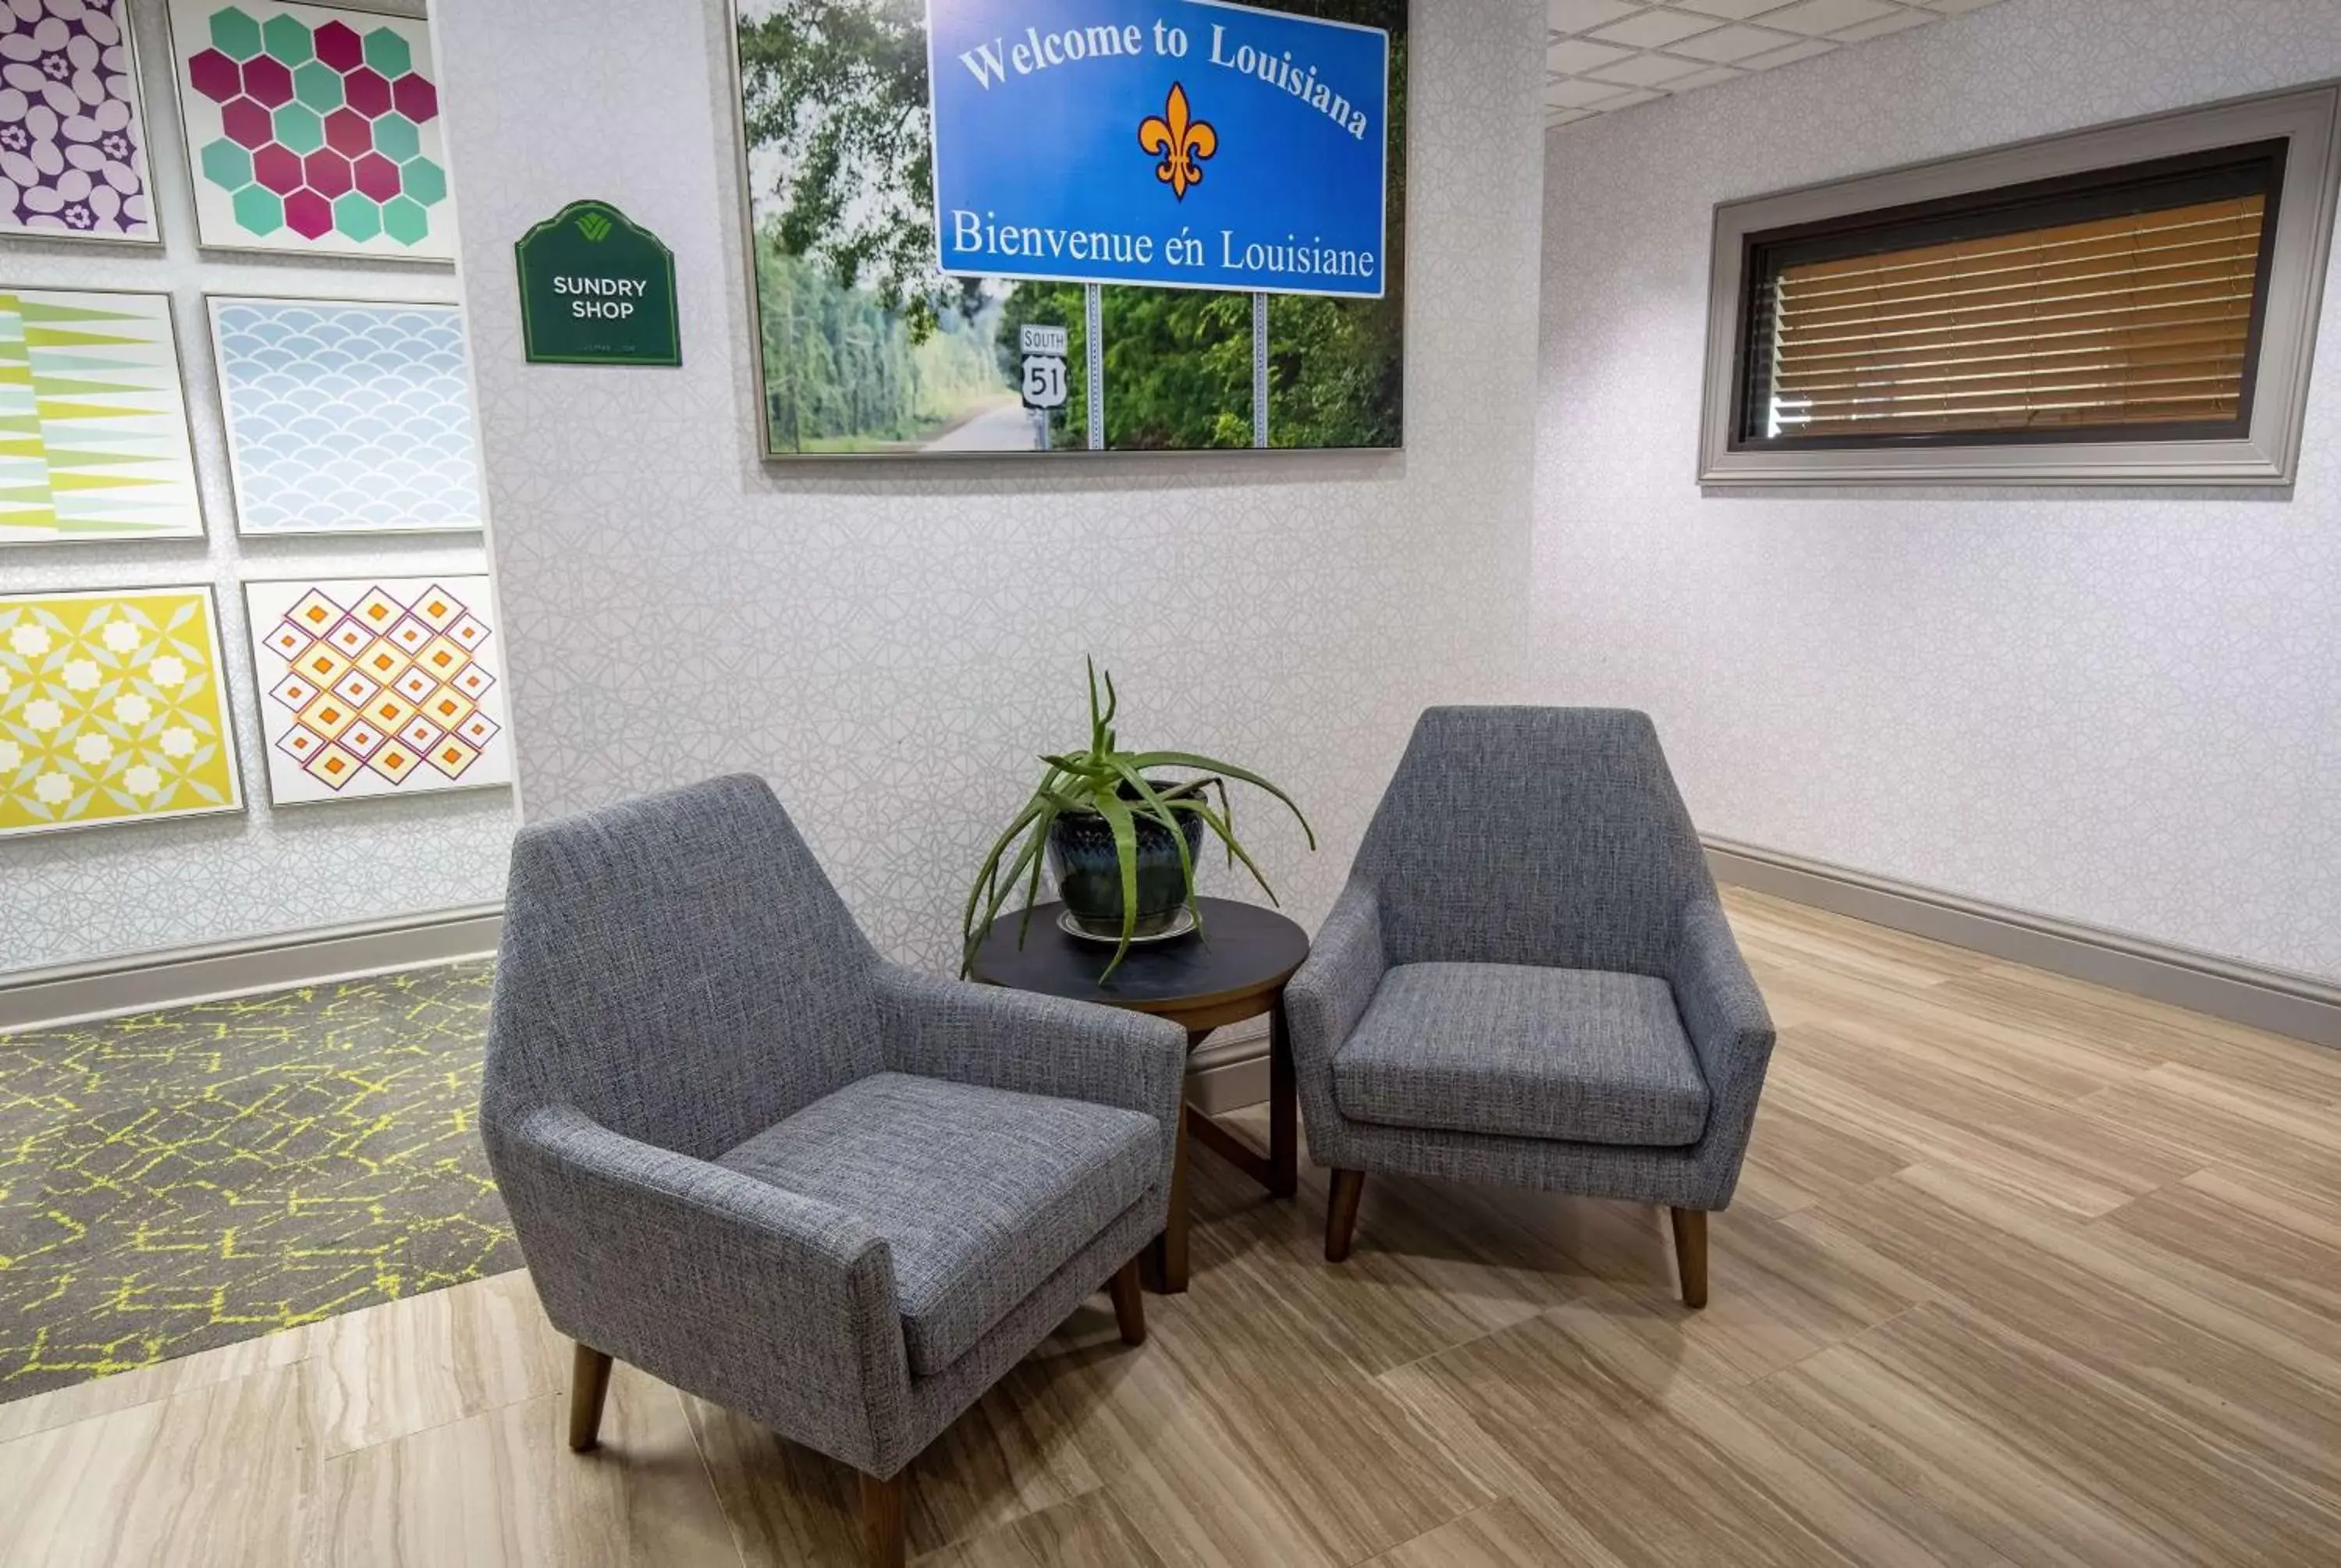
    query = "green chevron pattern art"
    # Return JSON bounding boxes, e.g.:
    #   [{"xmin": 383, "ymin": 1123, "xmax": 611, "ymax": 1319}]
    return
[{"xmin": 0, "ymin": 289, "xmax": 204, "ymax": 544}]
